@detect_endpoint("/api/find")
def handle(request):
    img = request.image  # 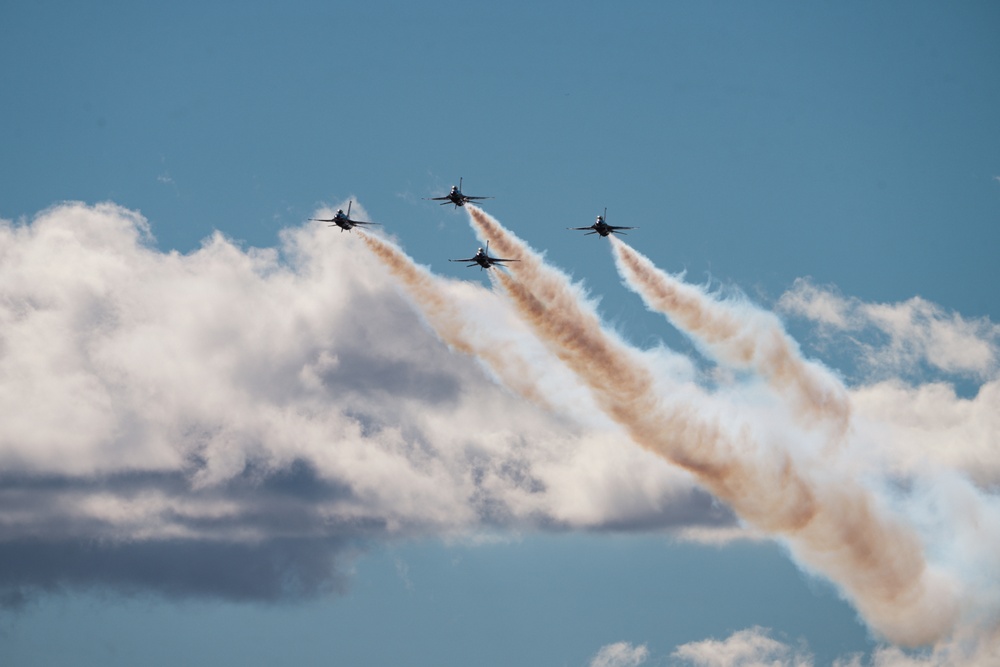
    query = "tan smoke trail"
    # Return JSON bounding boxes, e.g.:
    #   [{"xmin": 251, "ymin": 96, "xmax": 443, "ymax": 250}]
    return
[
  {"xmin": 357, "ymin": 231, "xmax": 553, "ymax": 408},
  {"xmin": 469, "ymin": 206, "xmax": 958, "ymax": 646},
  {"xmin": 610, "ymin": 236, "xmax": 850, "ymax": 436}
]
